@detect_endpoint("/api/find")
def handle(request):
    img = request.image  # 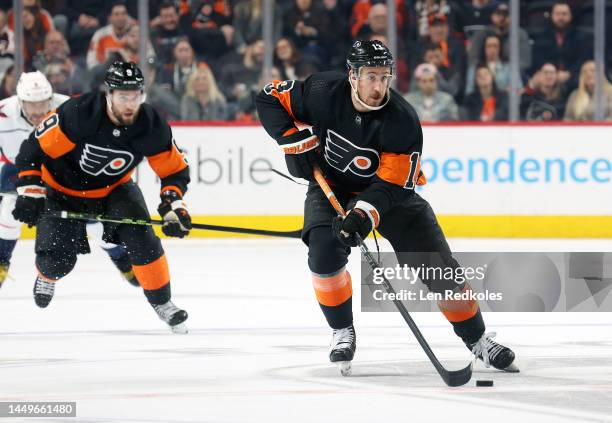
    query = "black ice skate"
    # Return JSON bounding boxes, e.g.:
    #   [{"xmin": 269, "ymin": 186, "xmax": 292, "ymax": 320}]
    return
[
  {"xmin": 329, "ymin": 325, "xmax": 356, "ymax": 376},
  {"xmin": 33, "ymin": 276, "xmax": 55, "ymax": 308},
  {"xmin": 468, "ymin": 332, "xmax": 519, "ymax": 372},
  {"xmin": 152, "ymin": 300, "xmax": 188, "ymax": 334}
]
